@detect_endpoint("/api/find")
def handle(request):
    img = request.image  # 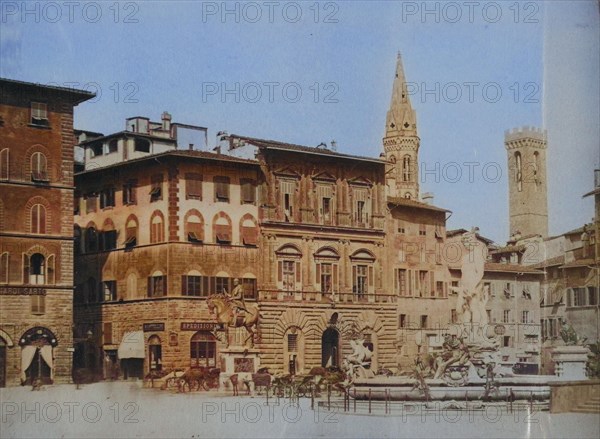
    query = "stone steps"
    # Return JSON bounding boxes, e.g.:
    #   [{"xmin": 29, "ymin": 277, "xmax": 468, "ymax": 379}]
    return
[{"xmin": 571, "ymin": 396, "xmax": 600, "ymax": 414}]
